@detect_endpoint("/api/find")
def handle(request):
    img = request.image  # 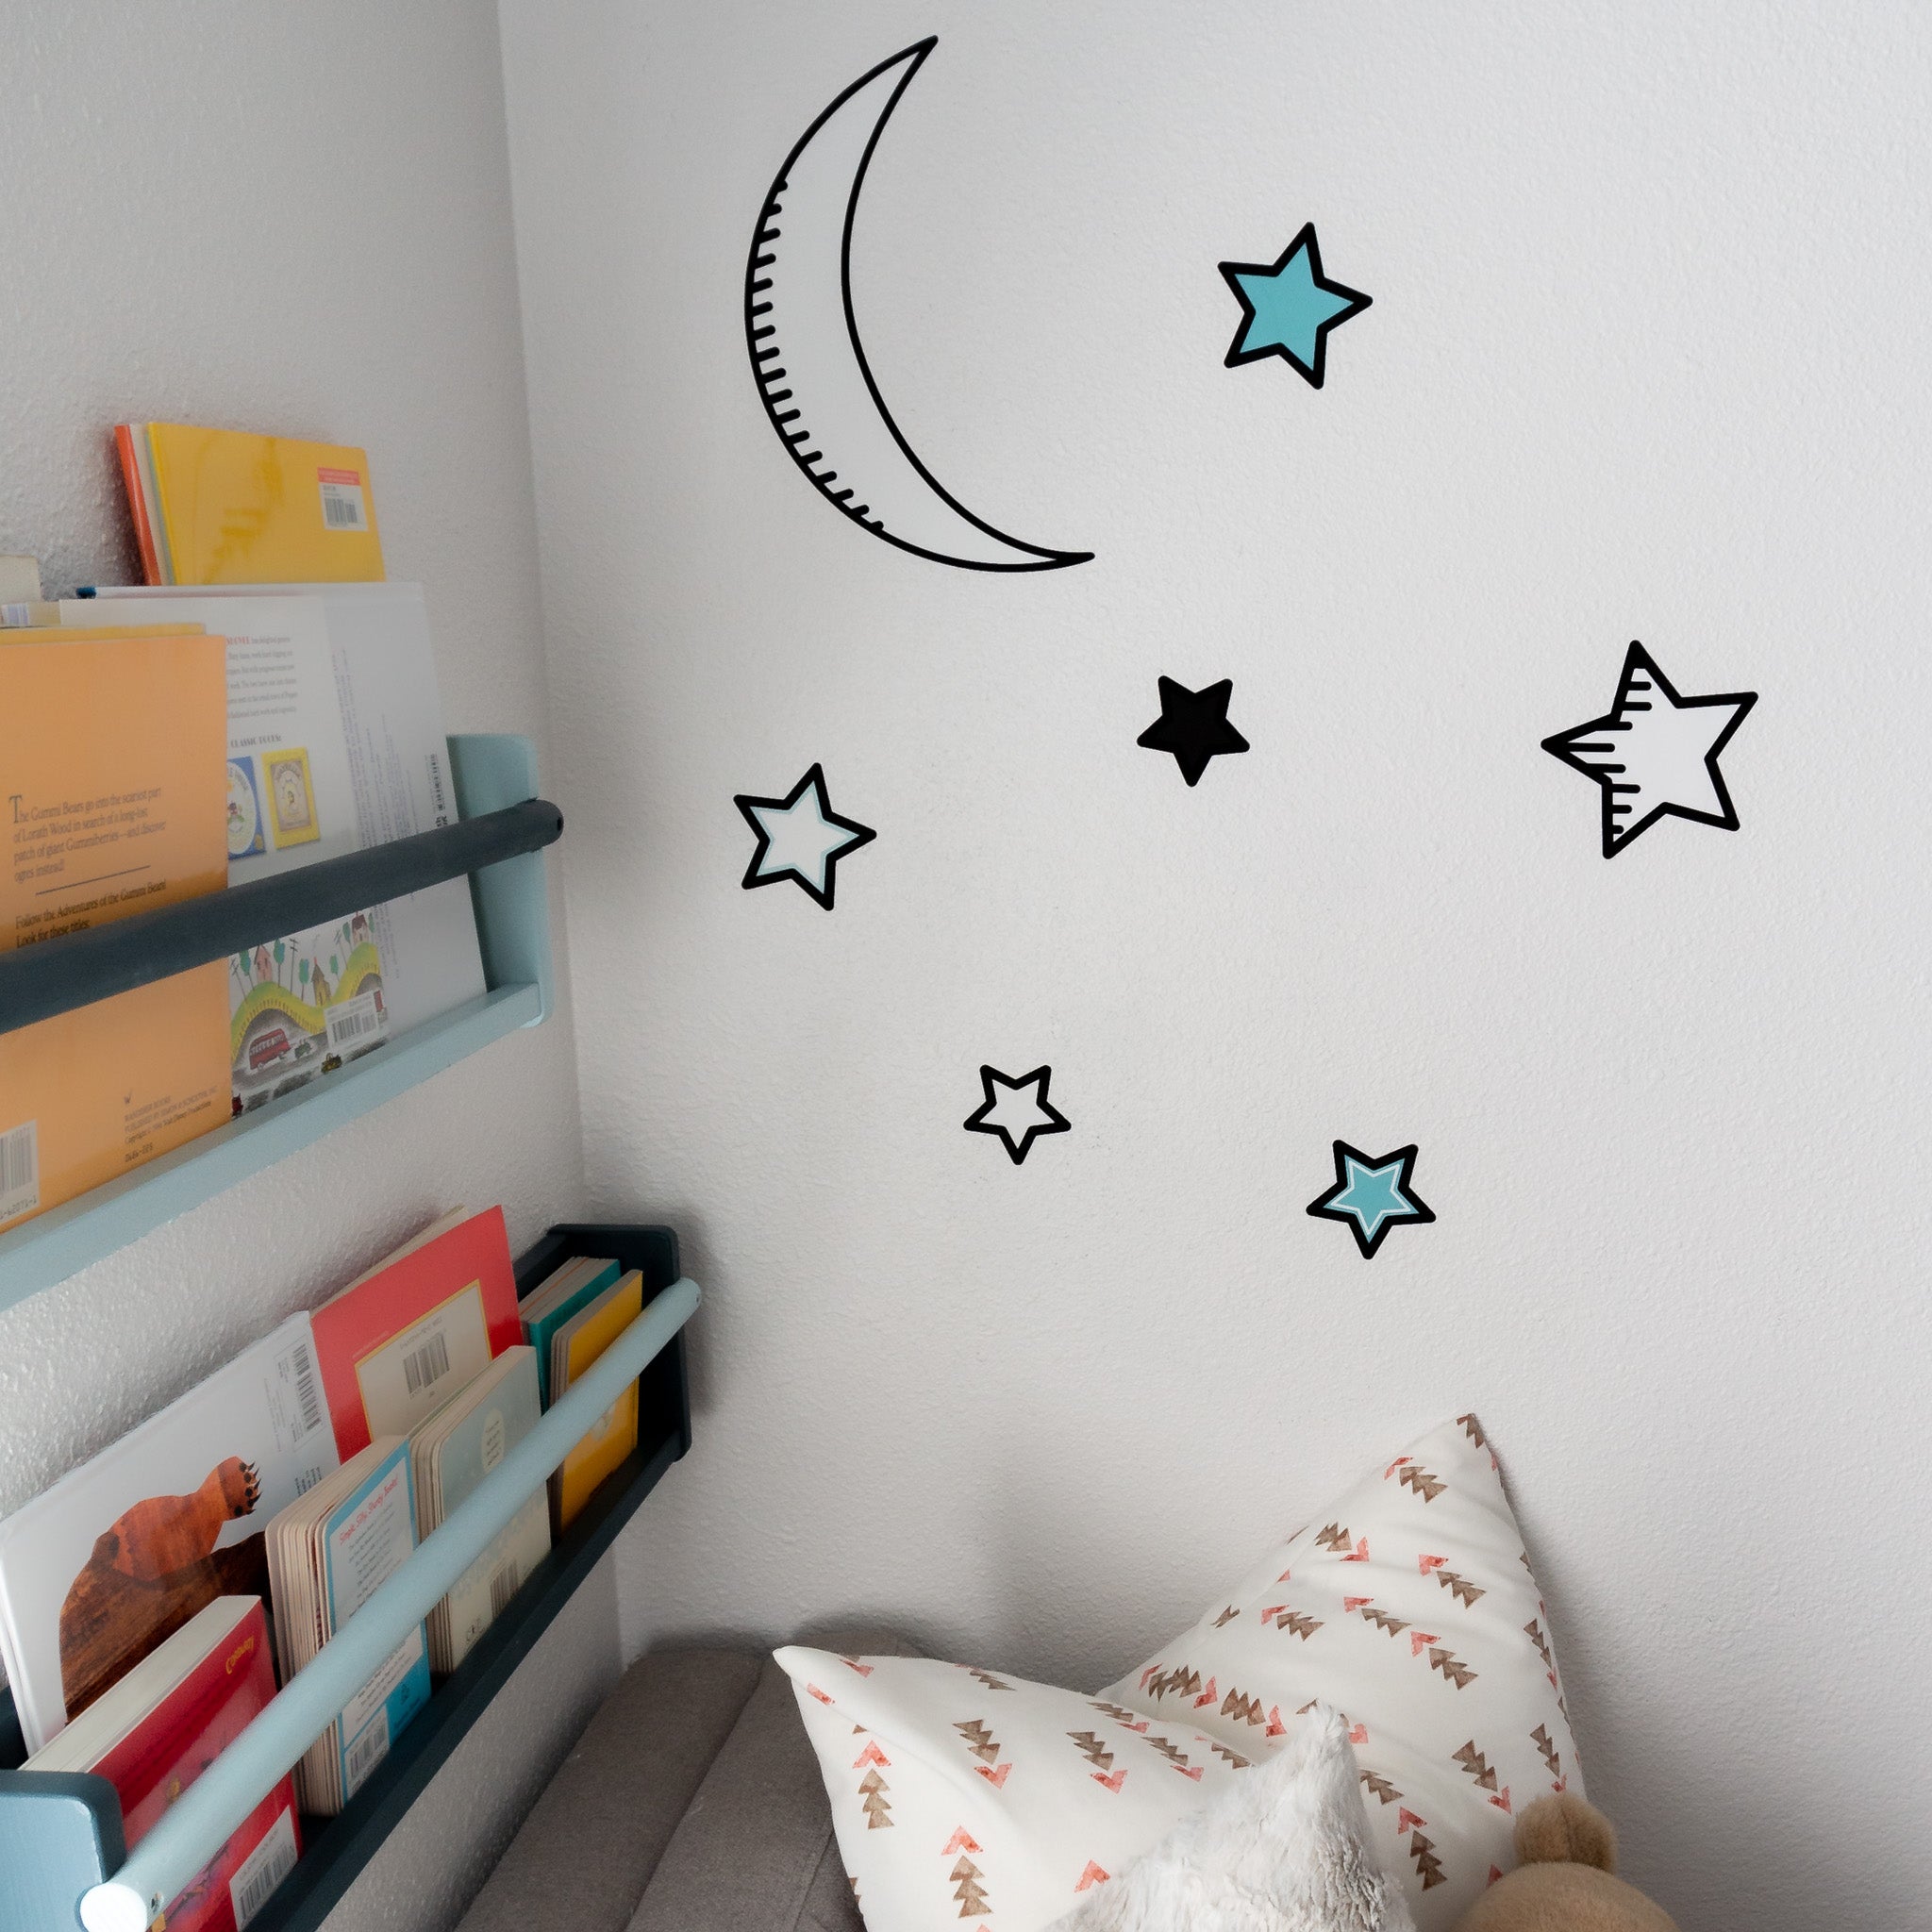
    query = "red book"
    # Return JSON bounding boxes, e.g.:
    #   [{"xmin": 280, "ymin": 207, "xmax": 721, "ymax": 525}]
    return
[
  {"xmin": 27, "ymin": 1597, "xmax": 300, "ymax": 1932},
  {"xmin": 113, "ymin": 423, "xmax": 164, "ymax": 585},
  {"xmin": 309, "ymin": 1206, "xmax": 523, "ymax": 1458}
]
